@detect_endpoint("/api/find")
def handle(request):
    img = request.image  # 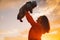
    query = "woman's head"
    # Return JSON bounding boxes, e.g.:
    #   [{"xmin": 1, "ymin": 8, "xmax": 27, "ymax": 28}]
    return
[{"xmin": 37, "ymin": 15, "xmax": 50, "ymax": 34}]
